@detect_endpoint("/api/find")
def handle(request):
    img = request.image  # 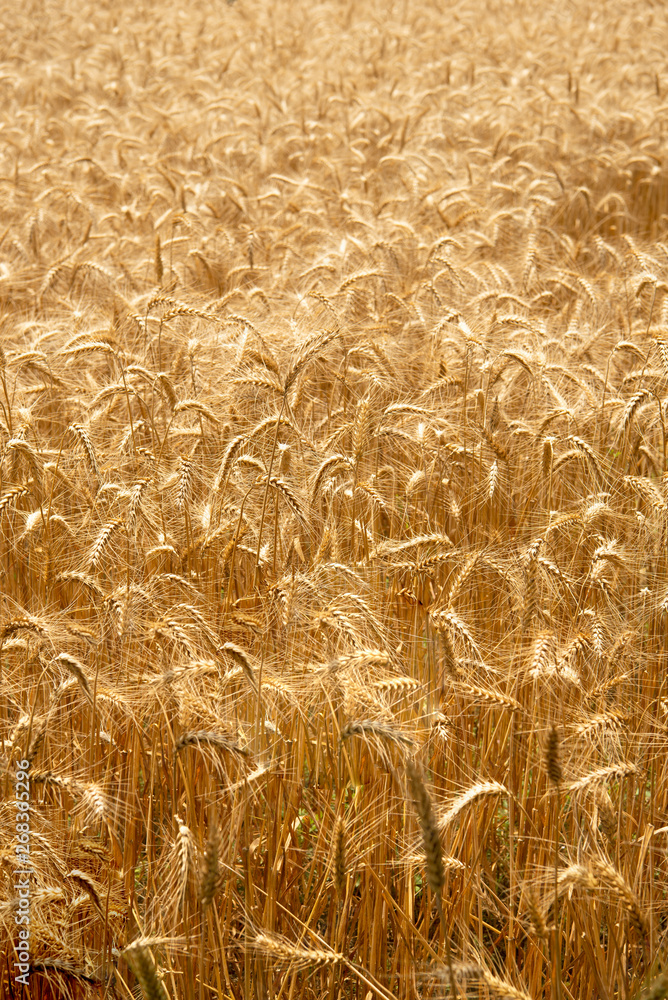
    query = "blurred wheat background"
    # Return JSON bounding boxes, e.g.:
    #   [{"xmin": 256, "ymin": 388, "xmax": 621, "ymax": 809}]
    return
[{"xmin": 1, "ymin": 0, "xmax": 668, "ymax": 997}]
